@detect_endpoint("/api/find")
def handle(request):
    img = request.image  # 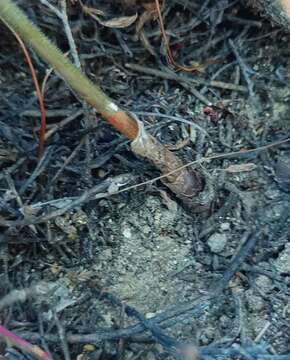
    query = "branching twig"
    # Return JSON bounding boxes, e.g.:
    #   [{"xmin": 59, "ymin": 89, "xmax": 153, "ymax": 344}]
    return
[{"xmin": 40, "ymin": 0, "xmax": 81, "ymax": 68}]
